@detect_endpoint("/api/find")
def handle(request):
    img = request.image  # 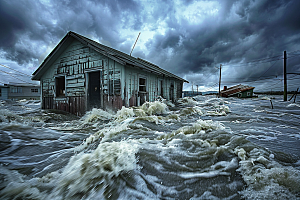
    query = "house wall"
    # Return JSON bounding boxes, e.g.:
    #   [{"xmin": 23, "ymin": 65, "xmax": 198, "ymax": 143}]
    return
[
  {"xmin": 232, "ymin": 89, "xmax": 254, "ymax": 98},
  {"xmin": 124, "ymin": 65, "xmax": 182, "ymax": 106},
  {"xmin": 6, "ymin": 86, "xmax": 40, "ymax": 100},
  {"xmin": 39, "ymin": 39, "xmax": 184, "ymax": 115}
]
